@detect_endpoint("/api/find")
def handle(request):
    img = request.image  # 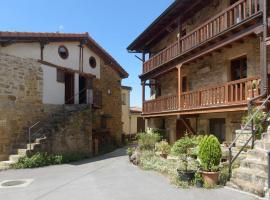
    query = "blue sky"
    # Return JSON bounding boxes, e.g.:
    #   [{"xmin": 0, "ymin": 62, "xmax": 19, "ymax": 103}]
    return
[{"xmin": 0, "ymin": 0, "xmax": 174, "ymax": 107}]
